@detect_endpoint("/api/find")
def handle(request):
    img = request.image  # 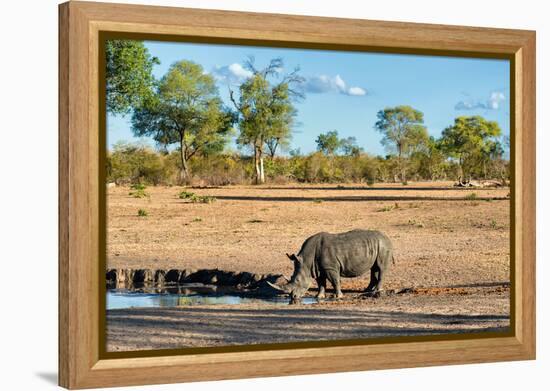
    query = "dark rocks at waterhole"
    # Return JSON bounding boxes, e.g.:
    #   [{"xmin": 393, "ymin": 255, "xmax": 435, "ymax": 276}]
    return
[
  {"xmin": 164, "ymin": 269, "xmax": 182, "ymax": 283},
  {"xmin": 106, "ymin": 268, "xmax": 287, "ymax": 296}
]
